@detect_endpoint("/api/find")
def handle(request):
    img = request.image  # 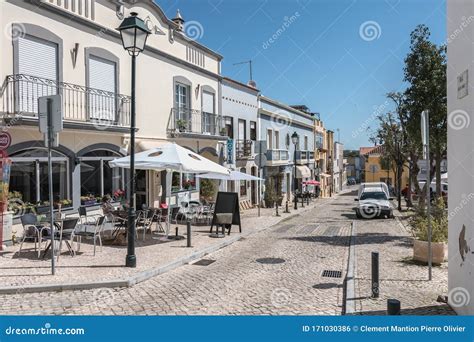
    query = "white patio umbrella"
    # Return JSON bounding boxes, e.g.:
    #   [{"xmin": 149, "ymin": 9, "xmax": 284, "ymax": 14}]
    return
[
  {"xmin": 196, "ymin": 170, "xmax": 262, "ymax": 181},
  {"xmin": 109, "ymin": 143, "xmax": 230, "ymax": 235}
]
